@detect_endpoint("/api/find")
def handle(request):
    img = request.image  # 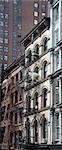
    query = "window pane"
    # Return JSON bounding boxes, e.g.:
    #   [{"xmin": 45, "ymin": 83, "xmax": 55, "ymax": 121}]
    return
[
  {"xmin": 34, "ymin": 2, "xmax": 38, "ymax": 8},
  {"xmin": 4, "ymin": 64, "xmax": 7, "ymax": 70},
  {"xmin": 4, "ymin": 39, "xmax": 8, "ymax": 44},
  {"xmin": 0, "ymin": 55, "xmax": 3, "ymax": 60},
  {"xmin": 4, "ymin": 47, "xmax": 8, "ymax": 52},
  {"xmin": 0, "ymin": 38, "xmax": 3, "ymax": 43},
  {"xmin": 0, "ymin": 21, "xmax": 4, "ymax": 26},
  {"xmin": 34, "ymin": 11, "xmax": 38, "ymax": 17},
  {"xmin": 4, "ymin": 55, "xmax": 8, "ymax": 61},
  {"xmin": 0, "ymin": 46, "xmax": 3, "ymax": 51}
]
